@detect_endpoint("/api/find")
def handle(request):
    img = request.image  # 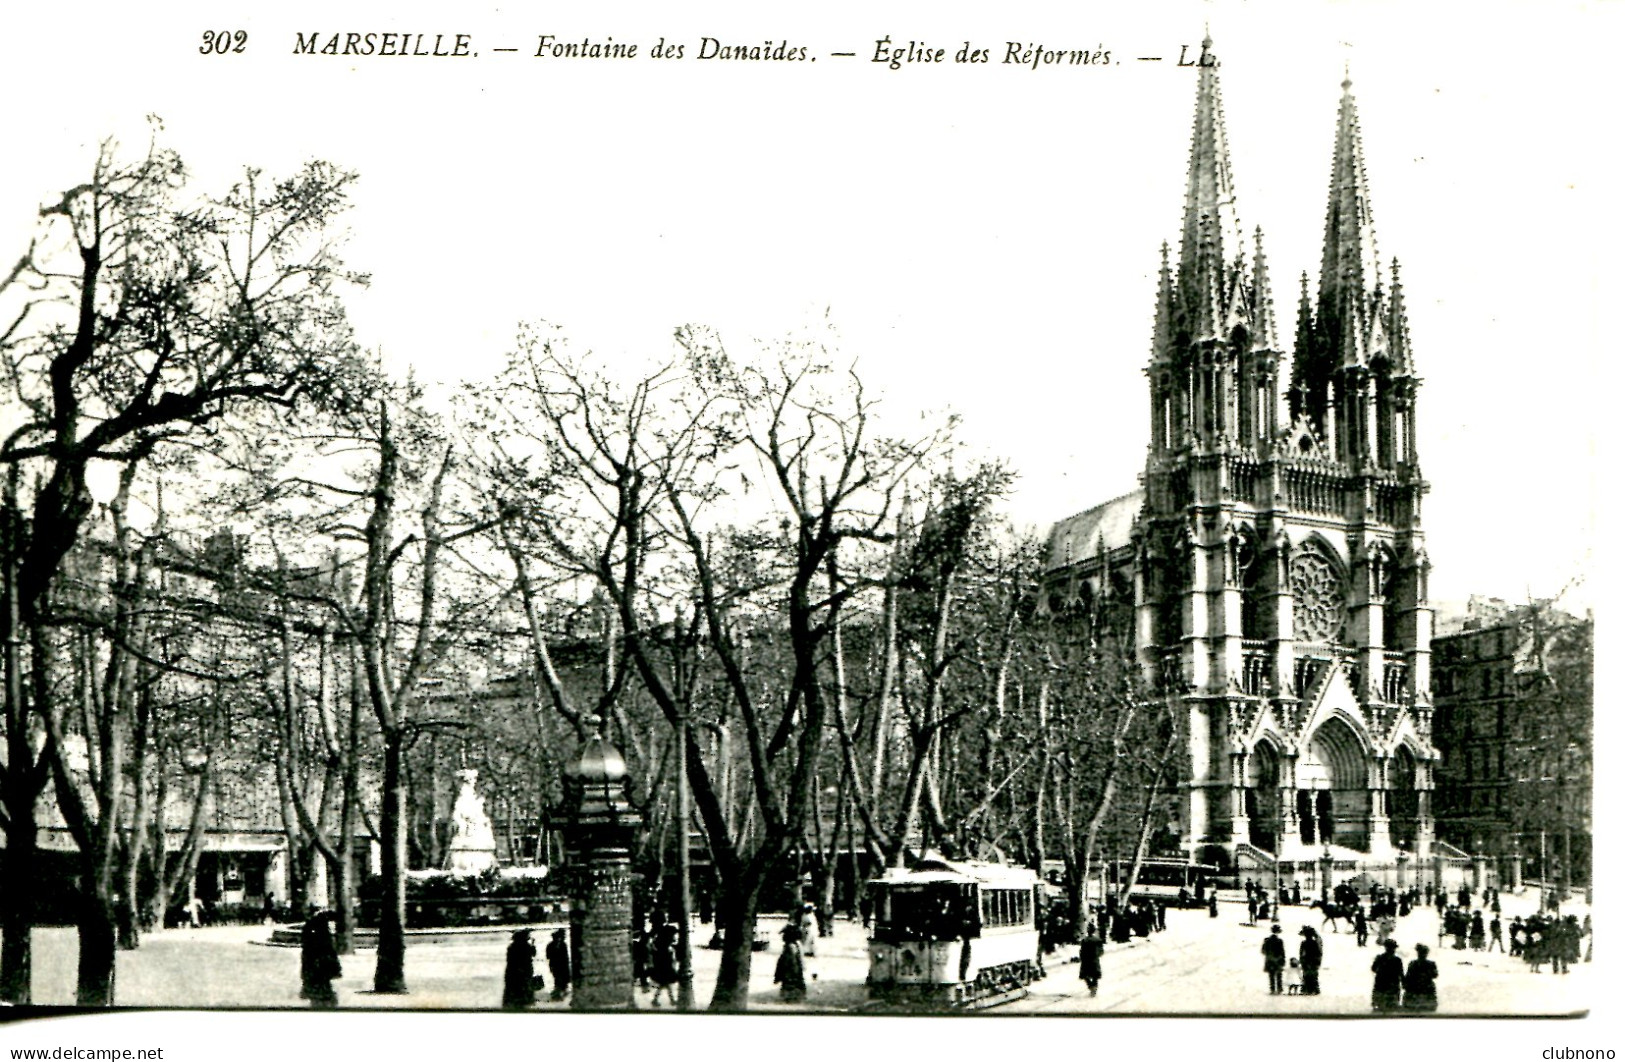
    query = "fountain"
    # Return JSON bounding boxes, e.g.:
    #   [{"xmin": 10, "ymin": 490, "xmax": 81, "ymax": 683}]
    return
[{"xmin": 446, "ymin": 768, "xmax": 499, "ymax": 874}]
